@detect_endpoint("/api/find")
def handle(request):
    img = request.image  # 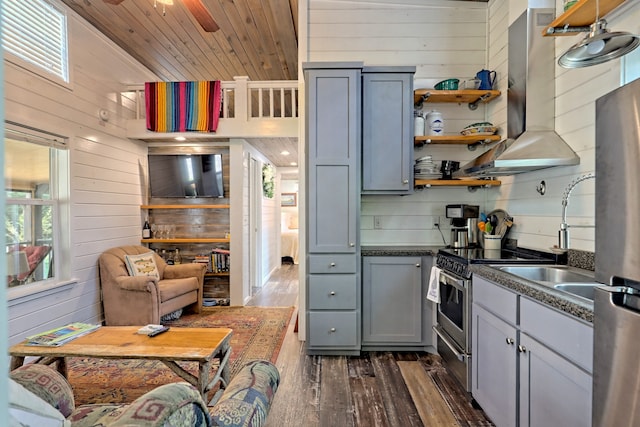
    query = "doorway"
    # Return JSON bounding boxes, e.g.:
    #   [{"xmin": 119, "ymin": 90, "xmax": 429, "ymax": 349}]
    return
[{"xmin": 249, "ymin": 156, "xmax": 262, "ymax": 296}]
